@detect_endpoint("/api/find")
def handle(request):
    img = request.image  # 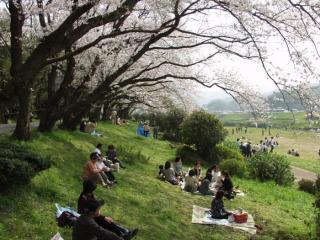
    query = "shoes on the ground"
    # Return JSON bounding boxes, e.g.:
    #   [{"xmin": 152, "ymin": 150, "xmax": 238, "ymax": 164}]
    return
[{"xmin": 122, "ymin": 228, "xmax": 138, "ymax": 240}]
